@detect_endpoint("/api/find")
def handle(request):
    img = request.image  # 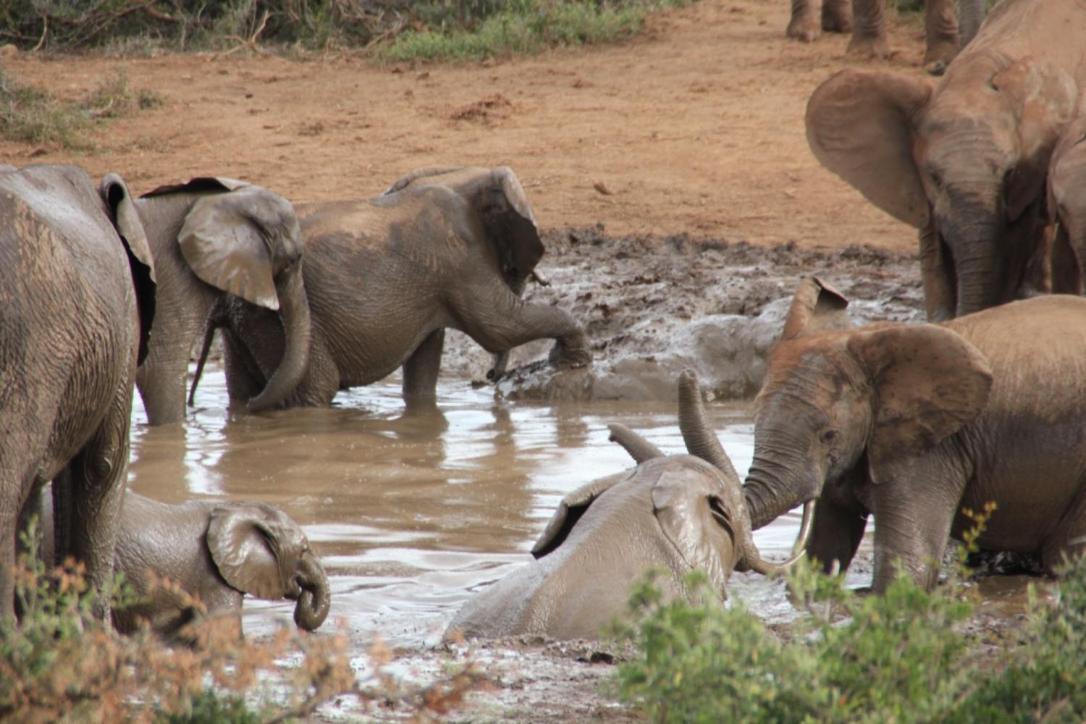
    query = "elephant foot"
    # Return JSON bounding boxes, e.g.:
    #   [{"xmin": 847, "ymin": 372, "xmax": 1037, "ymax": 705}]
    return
[
  {"xmin": 821, "ymin": 6, "xmax": 852, "ymax": 34},
  {"xmin": 922, "ymin": 41, "xmax": 959, "ymax": 76},
  {"xmin": 786, "ymin": 15, "xmax": 821, "ymax": 43},
  {"xmin": 548, "ymin": 341, "xmax": 592, "ymax": 370},
  {"xmin": 846, "ymin": 34, "xmax": 893, "ymax": 60}
]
